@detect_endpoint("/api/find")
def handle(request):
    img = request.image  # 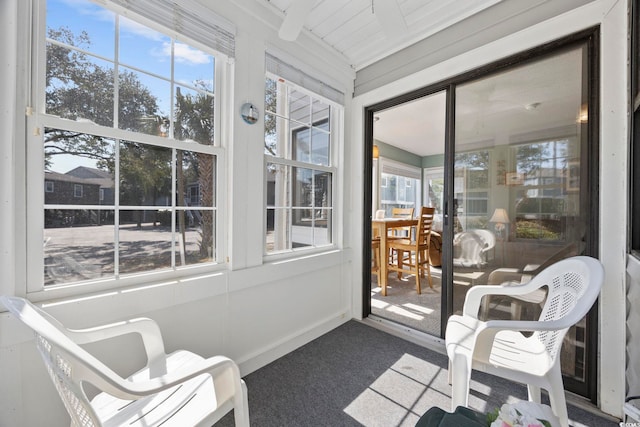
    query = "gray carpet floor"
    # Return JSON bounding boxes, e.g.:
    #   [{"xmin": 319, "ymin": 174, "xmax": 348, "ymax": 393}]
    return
[{"xmin": 218, "ymin": 321, "xmax": 618, "ymax": 427}]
